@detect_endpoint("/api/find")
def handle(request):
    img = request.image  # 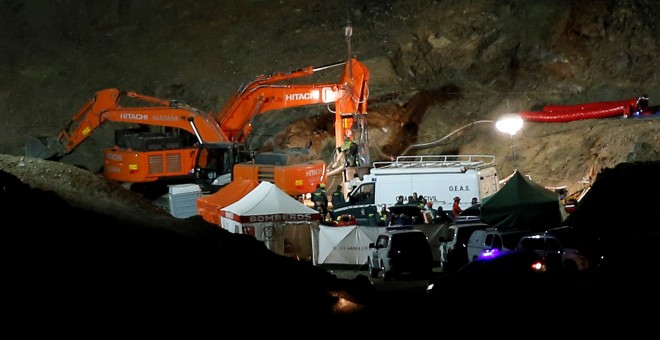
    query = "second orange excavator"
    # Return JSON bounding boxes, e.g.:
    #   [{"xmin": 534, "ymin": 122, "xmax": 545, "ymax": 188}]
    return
[{"xmin": 26, "ymin": 57, "xmax": 369, "ymax": 197}]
